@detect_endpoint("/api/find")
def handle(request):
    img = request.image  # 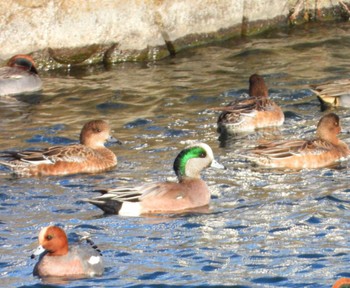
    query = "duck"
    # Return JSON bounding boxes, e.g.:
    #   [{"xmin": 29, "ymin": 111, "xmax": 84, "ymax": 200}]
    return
[
  {"xmin": 310, "ymin": 79, "xmax": 350, "ymax": 108},
  {"xmin": 31, "ymin": 225, "xmax": 104, "ymax": 278},
  {"xmin": 85, "ymin": 142, "xmax": 225, "ymax": 216},
  {"xmin": 0, "ymin": 54, "xmax": 42, "ymax": 96},
  {"xmin": 211, "ymin": 74, "xmax": 284, "ymax": 133},
  {"xmin": 333, "ymin": 278, "xmax": 350, "ymax": 288},
  {"xmin": 247, "ymin": 113, "xmax": 349, "ymax": 169},
  {"xmin": 0, "ymin": 120, "xmax": 120, "ymax": 176}
]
